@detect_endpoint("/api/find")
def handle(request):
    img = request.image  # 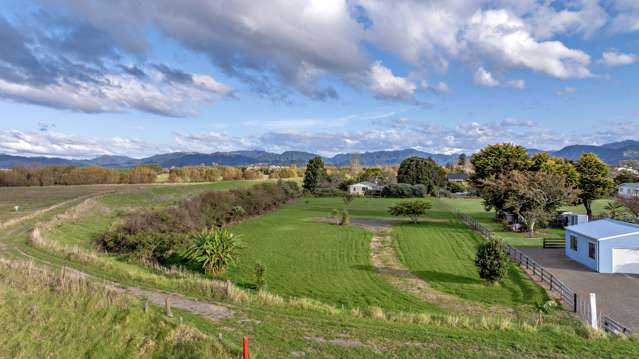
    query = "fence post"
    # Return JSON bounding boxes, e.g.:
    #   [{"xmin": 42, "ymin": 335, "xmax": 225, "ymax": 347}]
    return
[
  {"xmin": 243, "ymin": 336, "xmax": 249, "ymax": 359},
  {"xmin": 590, "ymin": 293, "xmax": 598, "ymax": 329},
  {"xmin": 573, "ymin": 293, "xmax": 578, "ymax": 313},
  {"xmin": 549, "ymin": 274, "xmax": 553, "ymax": 291}
]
